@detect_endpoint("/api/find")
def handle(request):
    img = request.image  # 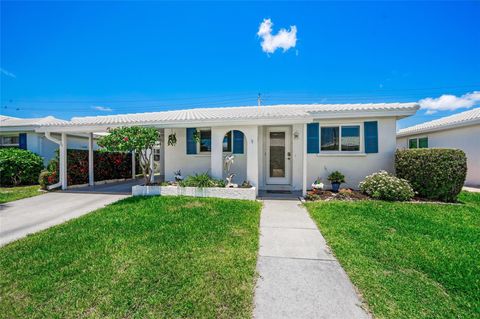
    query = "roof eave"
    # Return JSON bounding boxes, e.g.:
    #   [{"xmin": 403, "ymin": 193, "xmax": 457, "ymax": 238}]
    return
[
  {"xmin": 397, "ymin": 118, "xmax": 480, "ymax": 137},
  {"xmin": 35, "ymin": 116, "xmax": 314, "ymax": 133}
]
